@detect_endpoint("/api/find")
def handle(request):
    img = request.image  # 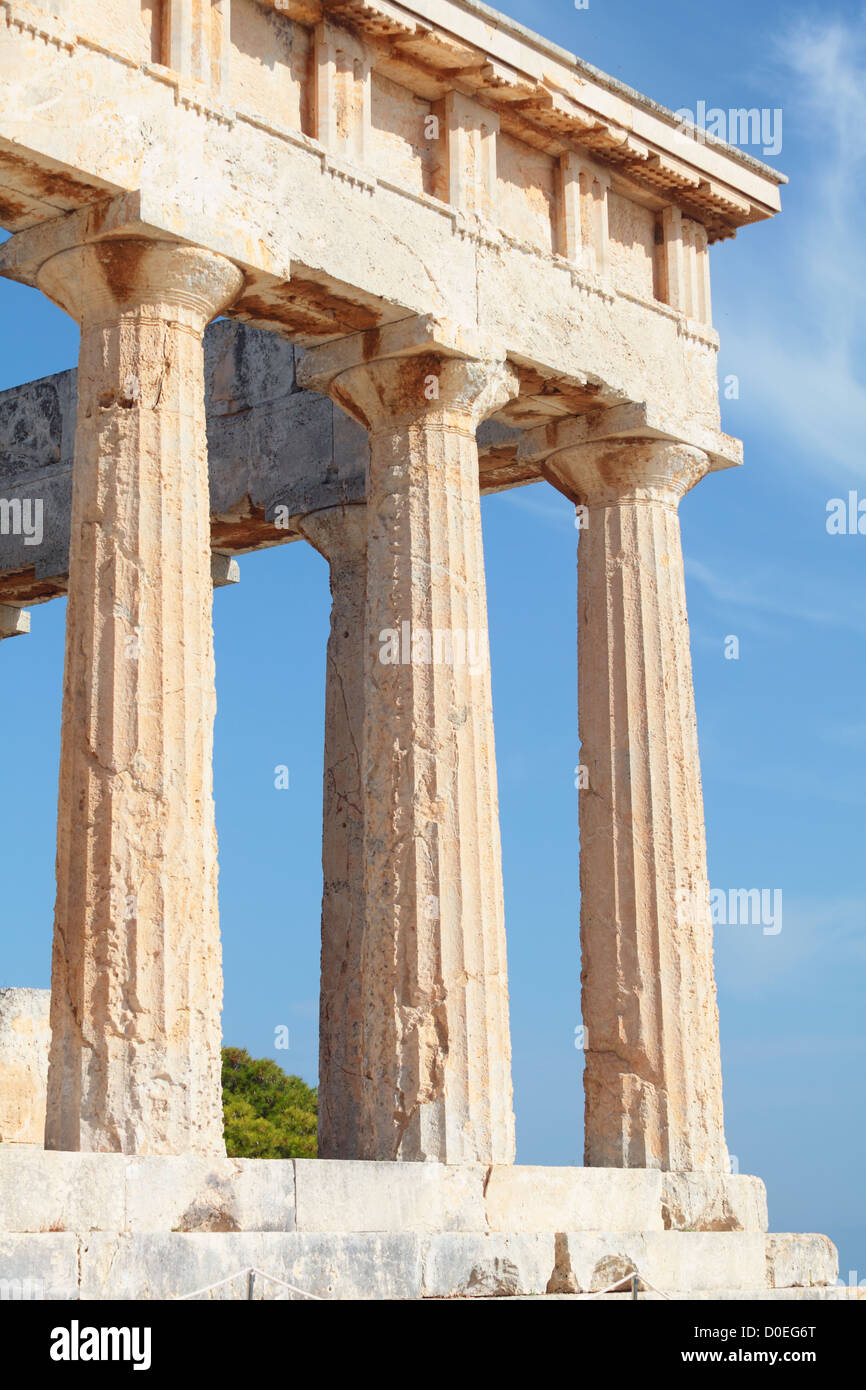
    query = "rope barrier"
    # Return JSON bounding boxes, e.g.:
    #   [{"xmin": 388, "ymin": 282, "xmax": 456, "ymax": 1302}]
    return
[
  {"xmin": 173, "ymin": 1262, "xmax": 669, "ymax": 1302},
  {"xmin": 579, "ymin": 1269, "xmax": 672, "ymax": 1301},
  {"xmin": 173, "ymin": 1266, "xmax": 323, "ymax": 1301}
]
